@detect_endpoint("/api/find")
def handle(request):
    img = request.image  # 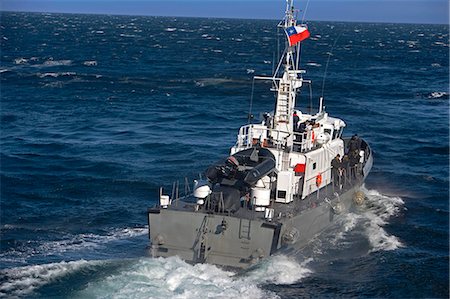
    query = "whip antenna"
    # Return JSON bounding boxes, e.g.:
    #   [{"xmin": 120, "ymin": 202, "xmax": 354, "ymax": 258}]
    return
[
  {"xmin": 321, "ymin": 33, "xmax": 342, "ymax": 99},
  {"xmin": 301, "ymin": 0, "xmax": 311, "ymax": 24}
]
